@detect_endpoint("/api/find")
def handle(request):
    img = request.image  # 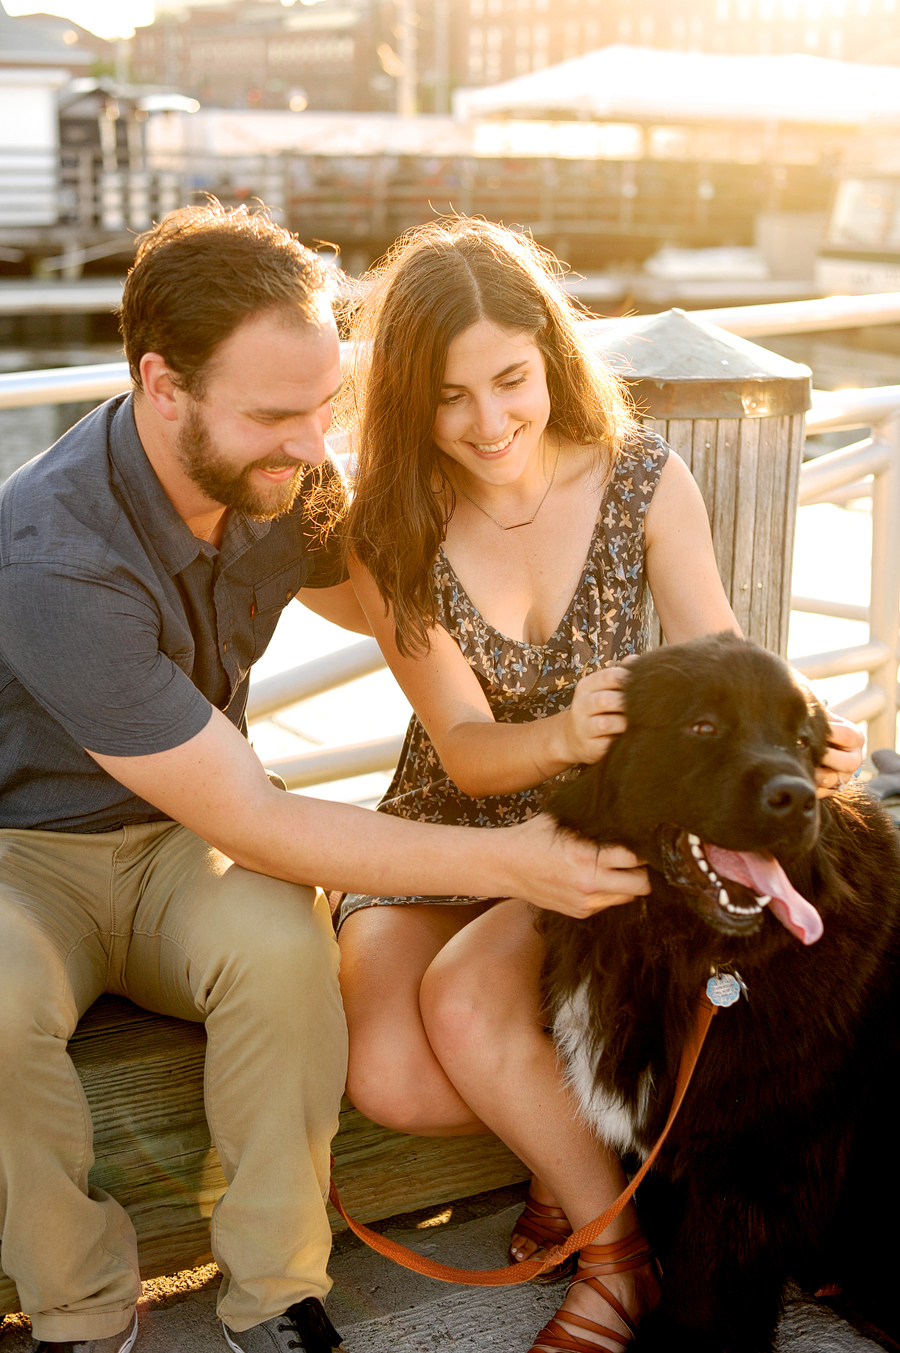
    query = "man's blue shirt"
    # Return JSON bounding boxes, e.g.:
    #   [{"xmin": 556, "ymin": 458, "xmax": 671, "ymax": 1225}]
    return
[{"xmin": 0, "ymin": 394, "xmax": 346, "ymax": 831}]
